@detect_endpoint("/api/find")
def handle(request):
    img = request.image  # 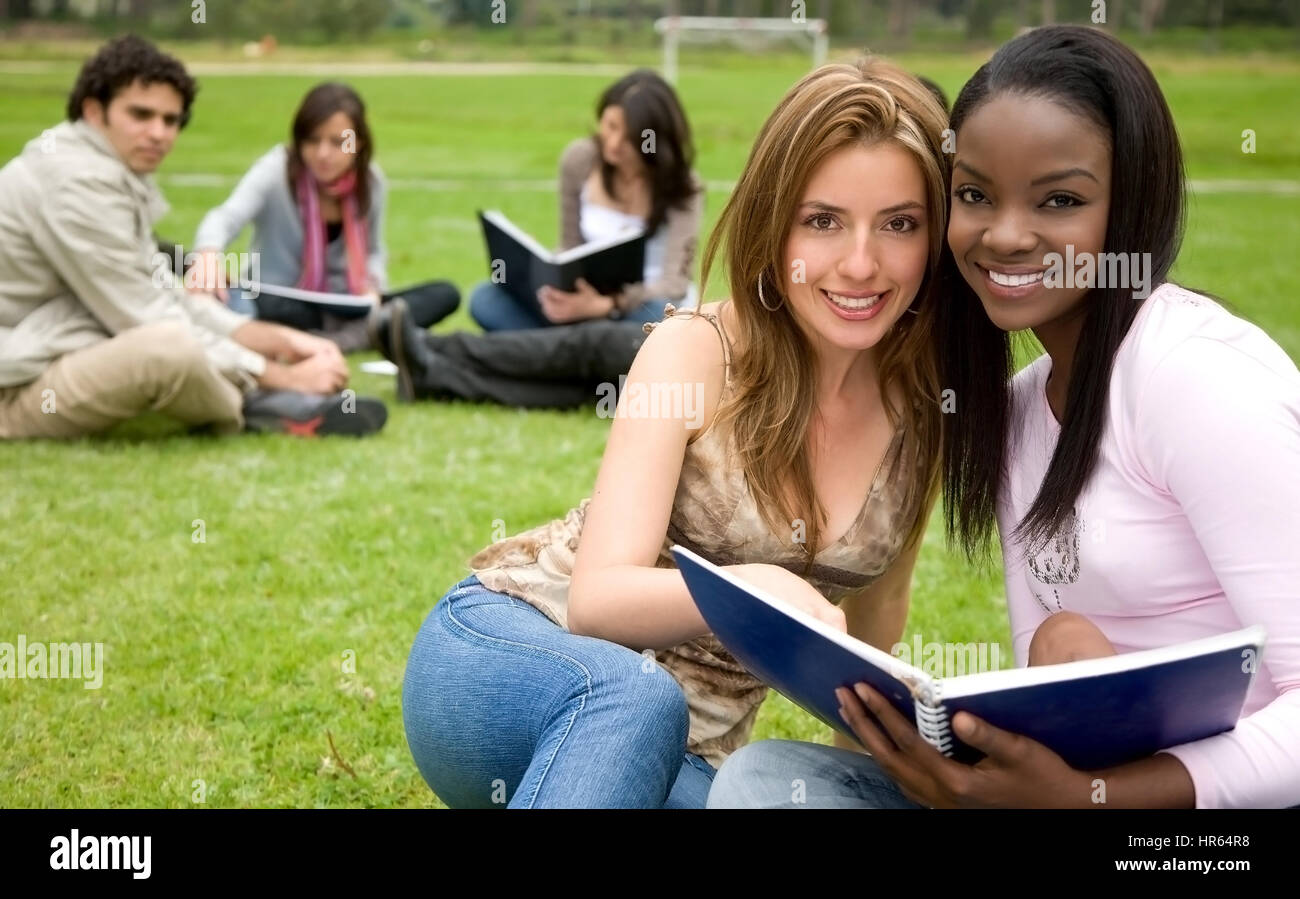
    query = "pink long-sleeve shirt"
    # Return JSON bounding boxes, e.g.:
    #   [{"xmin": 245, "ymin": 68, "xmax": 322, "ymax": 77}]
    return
[{"xmin": 997, "ymin": 282, "xmax": 1300, "ymax": 808}]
